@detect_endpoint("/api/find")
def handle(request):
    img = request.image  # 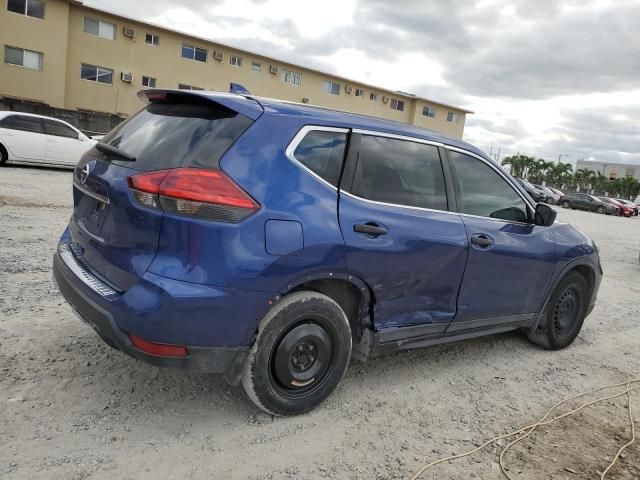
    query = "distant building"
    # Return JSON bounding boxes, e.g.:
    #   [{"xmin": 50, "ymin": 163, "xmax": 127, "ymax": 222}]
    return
[
  {"xmin": 575, "ymin": 160, "xmax": 640, "ymax": 182},
  {"xmin": 0, "ymin": 0, "xmax": 472, "ymax": 138}
]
